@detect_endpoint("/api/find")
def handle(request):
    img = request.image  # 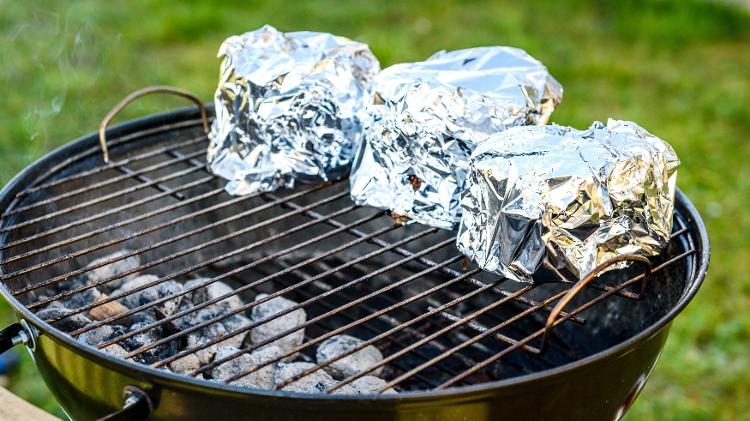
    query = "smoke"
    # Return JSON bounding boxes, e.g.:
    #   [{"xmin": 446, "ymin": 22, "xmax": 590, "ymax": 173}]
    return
[{"xmin": 3, "ymin": 3, "xmax": 120, "ymax": 143}]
